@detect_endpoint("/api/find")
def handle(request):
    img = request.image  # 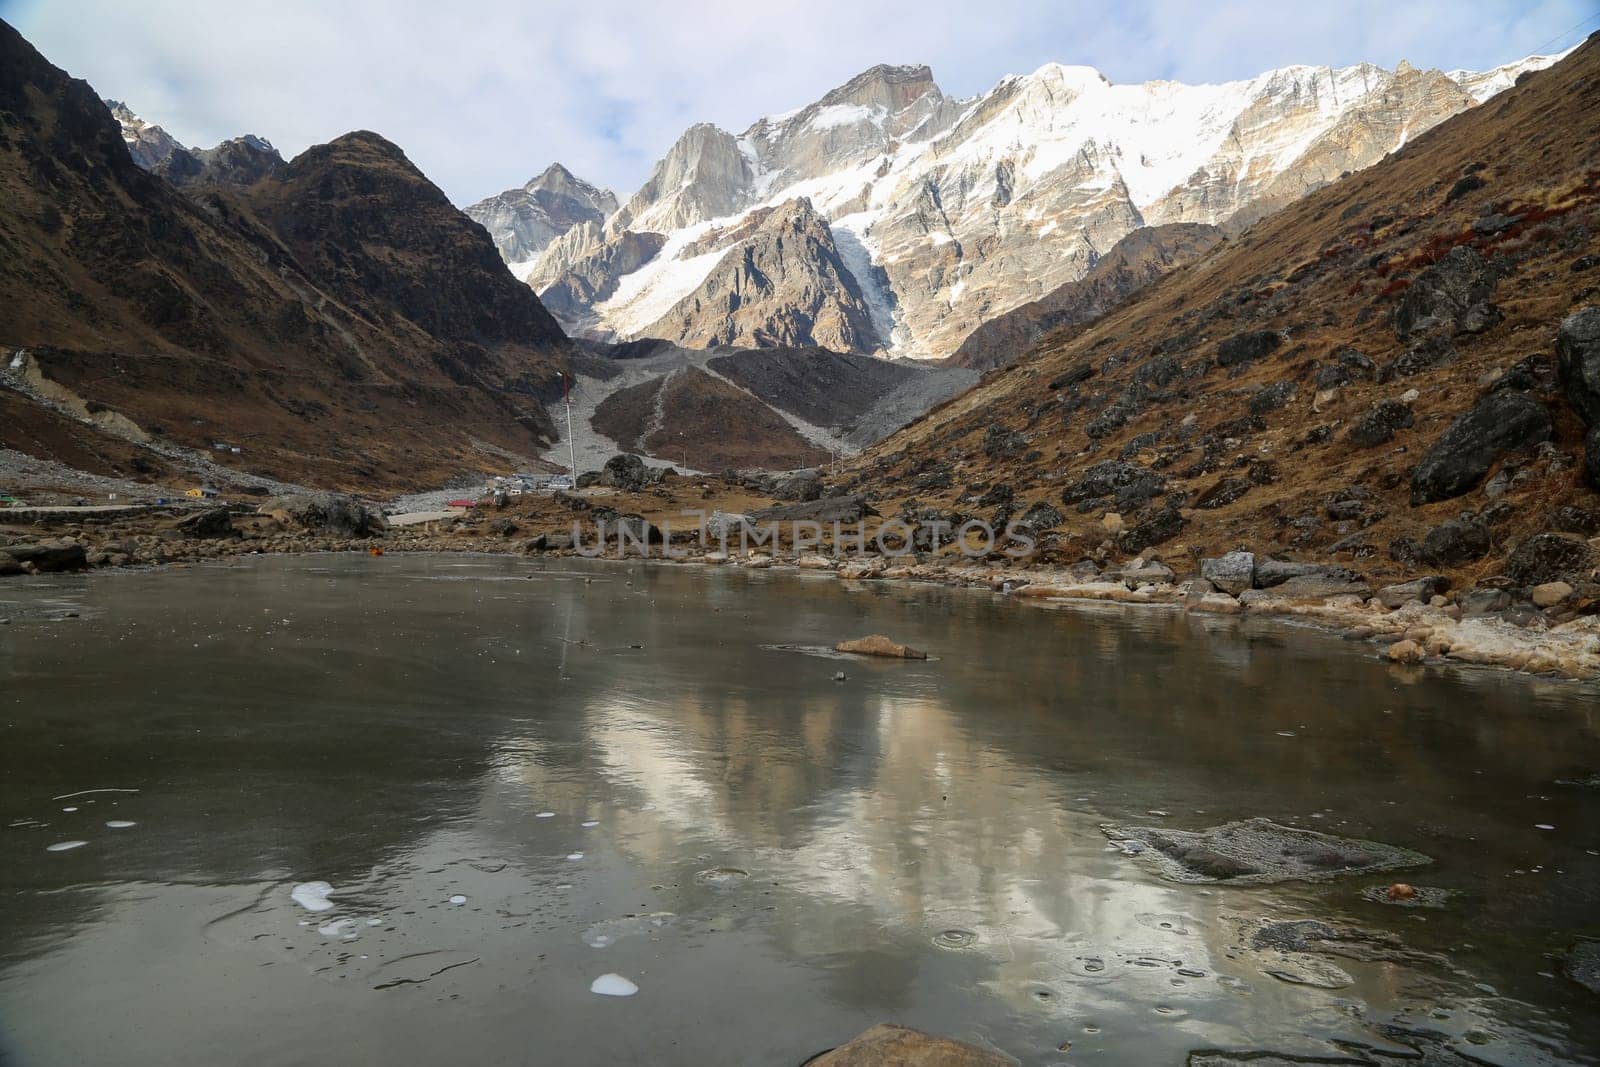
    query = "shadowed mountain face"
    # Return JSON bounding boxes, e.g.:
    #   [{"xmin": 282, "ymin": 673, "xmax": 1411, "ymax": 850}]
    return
[
  {"xmin": 0, "ymin": 19, "xmax": 572, "ymax": 491},
  {"xmin": 840, "ymin": 37, "xmax": 1600, "ymax": 589}
]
